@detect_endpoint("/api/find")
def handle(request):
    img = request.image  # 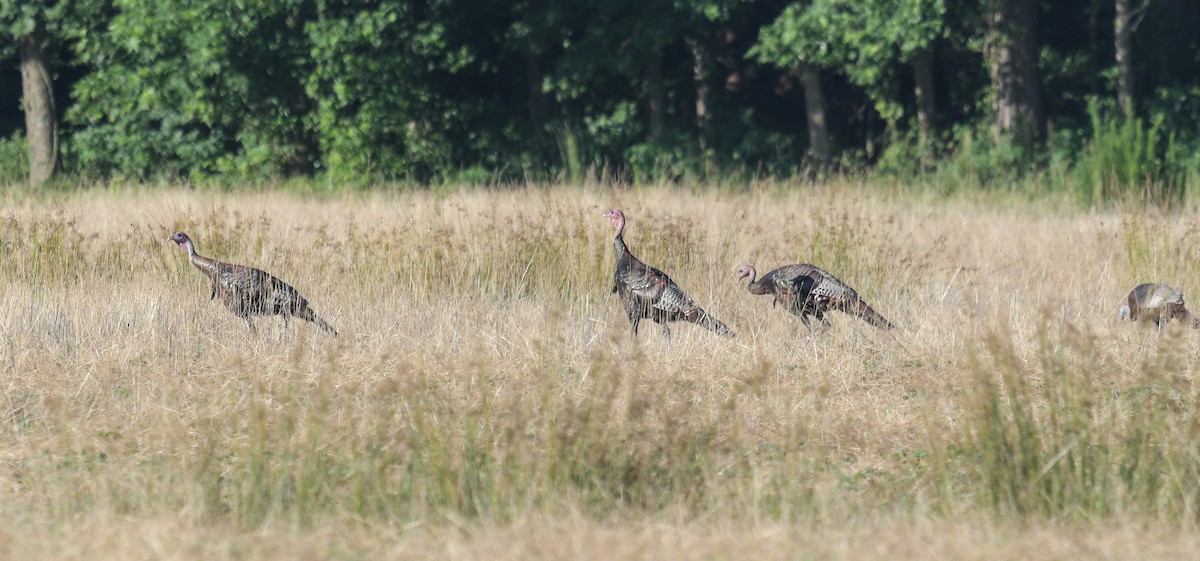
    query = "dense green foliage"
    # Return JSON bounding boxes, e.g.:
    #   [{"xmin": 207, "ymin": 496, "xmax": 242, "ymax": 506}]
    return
[
  {"xmin": 2, "ymin": 0, "xmax": 1199, "ymax": 191},
  {"xmin": 750, "ymin": 0, "xmax": 946, "ymax": 130}
]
